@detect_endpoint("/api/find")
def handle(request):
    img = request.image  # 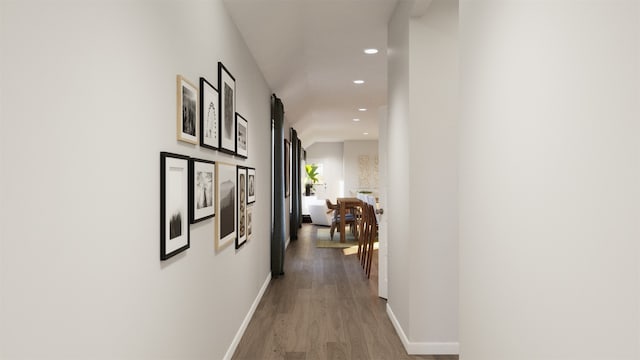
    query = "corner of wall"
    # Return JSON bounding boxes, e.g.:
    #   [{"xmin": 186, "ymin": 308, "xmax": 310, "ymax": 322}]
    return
[{"xmin": 386, "ymin": 304, "xmax": 459, "ymax": 355}]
